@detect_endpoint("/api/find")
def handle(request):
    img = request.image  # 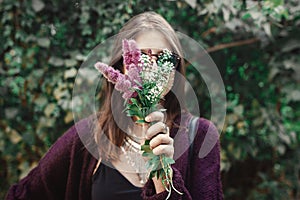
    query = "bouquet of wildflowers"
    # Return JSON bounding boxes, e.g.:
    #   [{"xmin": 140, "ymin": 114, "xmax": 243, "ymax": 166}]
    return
[{"xmin": 94, "ymin": 39, "xmax": 182, "ymax": 199}]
